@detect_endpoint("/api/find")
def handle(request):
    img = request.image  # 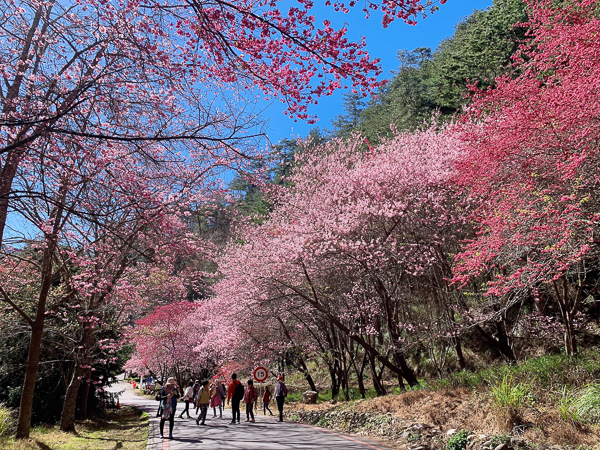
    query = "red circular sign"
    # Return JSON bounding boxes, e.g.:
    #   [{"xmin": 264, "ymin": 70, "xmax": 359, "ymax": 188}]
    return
[{"xmin": 253, "ymin": 366, "xmax": 269, "ymax": 383}]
